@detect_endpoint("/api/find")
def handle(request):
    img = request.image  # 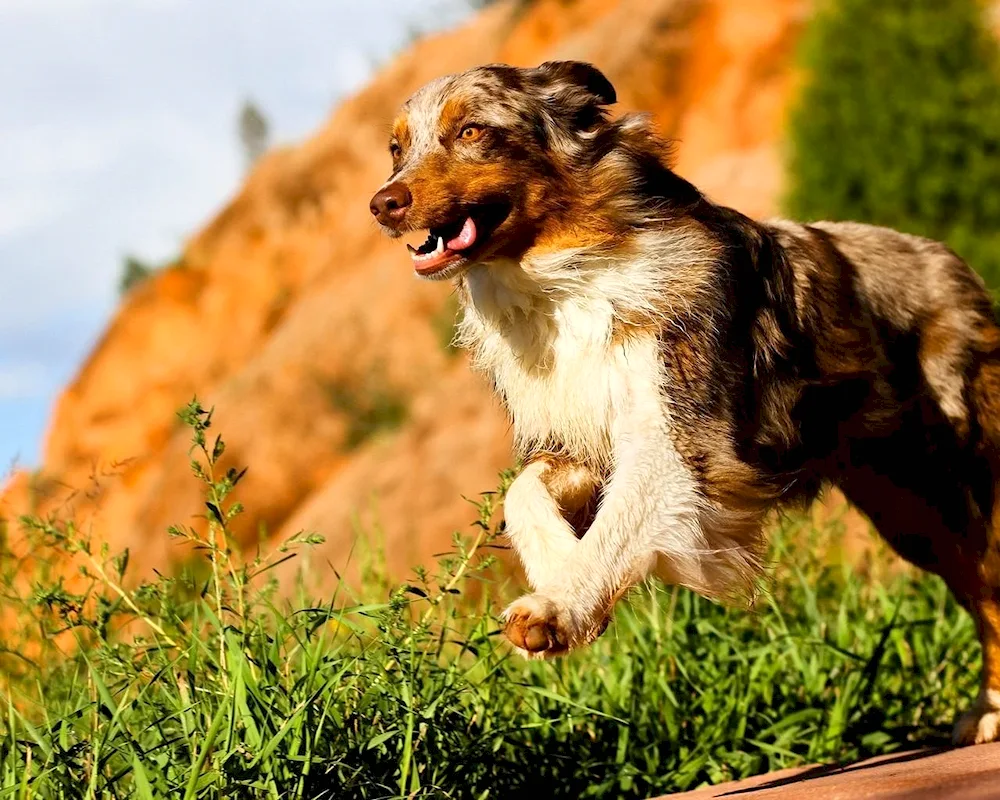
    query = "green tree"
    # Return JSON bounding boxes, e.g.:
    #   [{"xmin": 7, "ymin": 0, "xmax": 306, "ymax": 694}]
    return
[
  {"xmin": 238, "ymin": 99, "xmax": 270, "ymax": 171},
  {"xmin": 786, "ymin": 0, "xmax": 1000, "ymax": 290},
  {"xmin": 119, "ymin": 255, "xmax": 153, "ymax": 294}
]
